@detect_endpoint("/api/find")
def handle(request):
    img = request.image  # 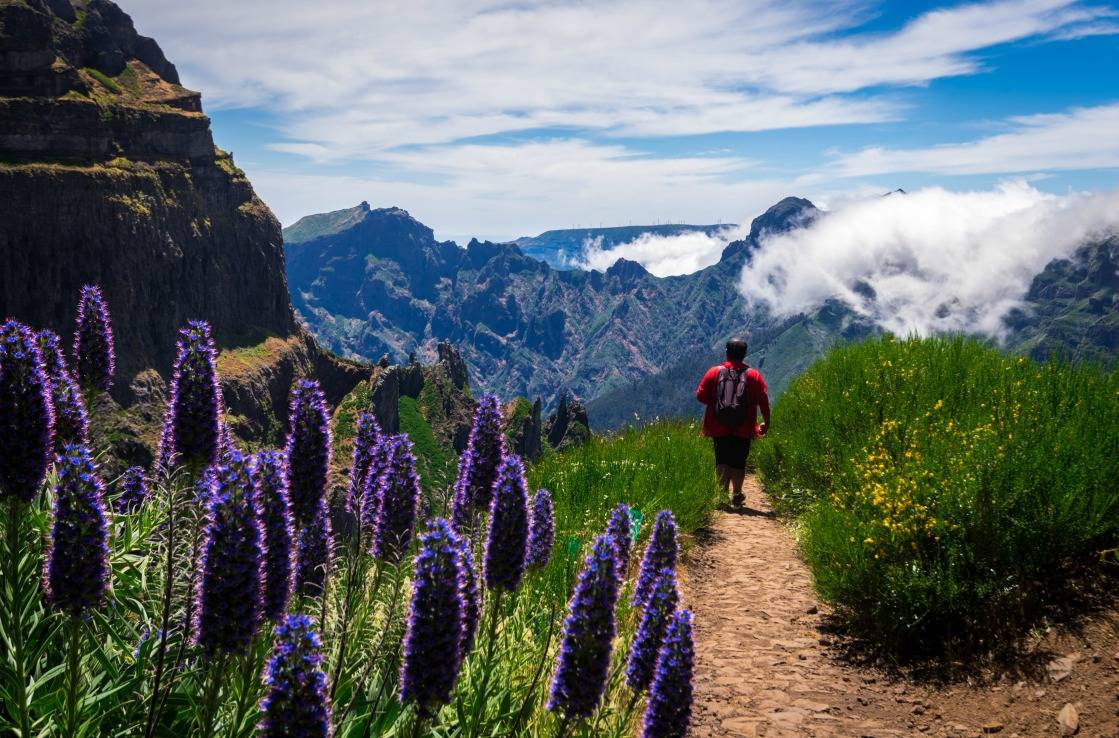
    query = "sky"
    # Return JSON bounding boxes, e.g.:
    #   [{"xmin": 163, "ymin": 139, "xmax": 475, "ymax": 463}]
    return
[{"xmin": 124, "ymin": 0, "xmax": 1119, "ymax": 244}]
